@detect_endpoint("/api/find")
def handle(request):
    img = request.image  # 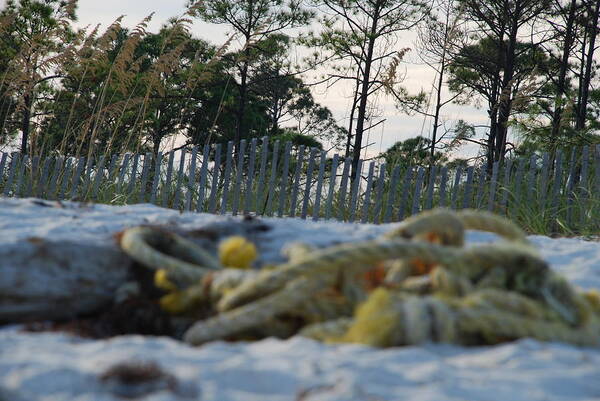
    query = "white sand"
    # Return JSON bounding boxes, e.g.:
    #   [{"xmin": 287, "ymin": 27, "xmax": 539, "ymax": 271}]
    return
[{"xmin": 1, "ymin": 198, "xmax": 600, "ymax": 401}]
